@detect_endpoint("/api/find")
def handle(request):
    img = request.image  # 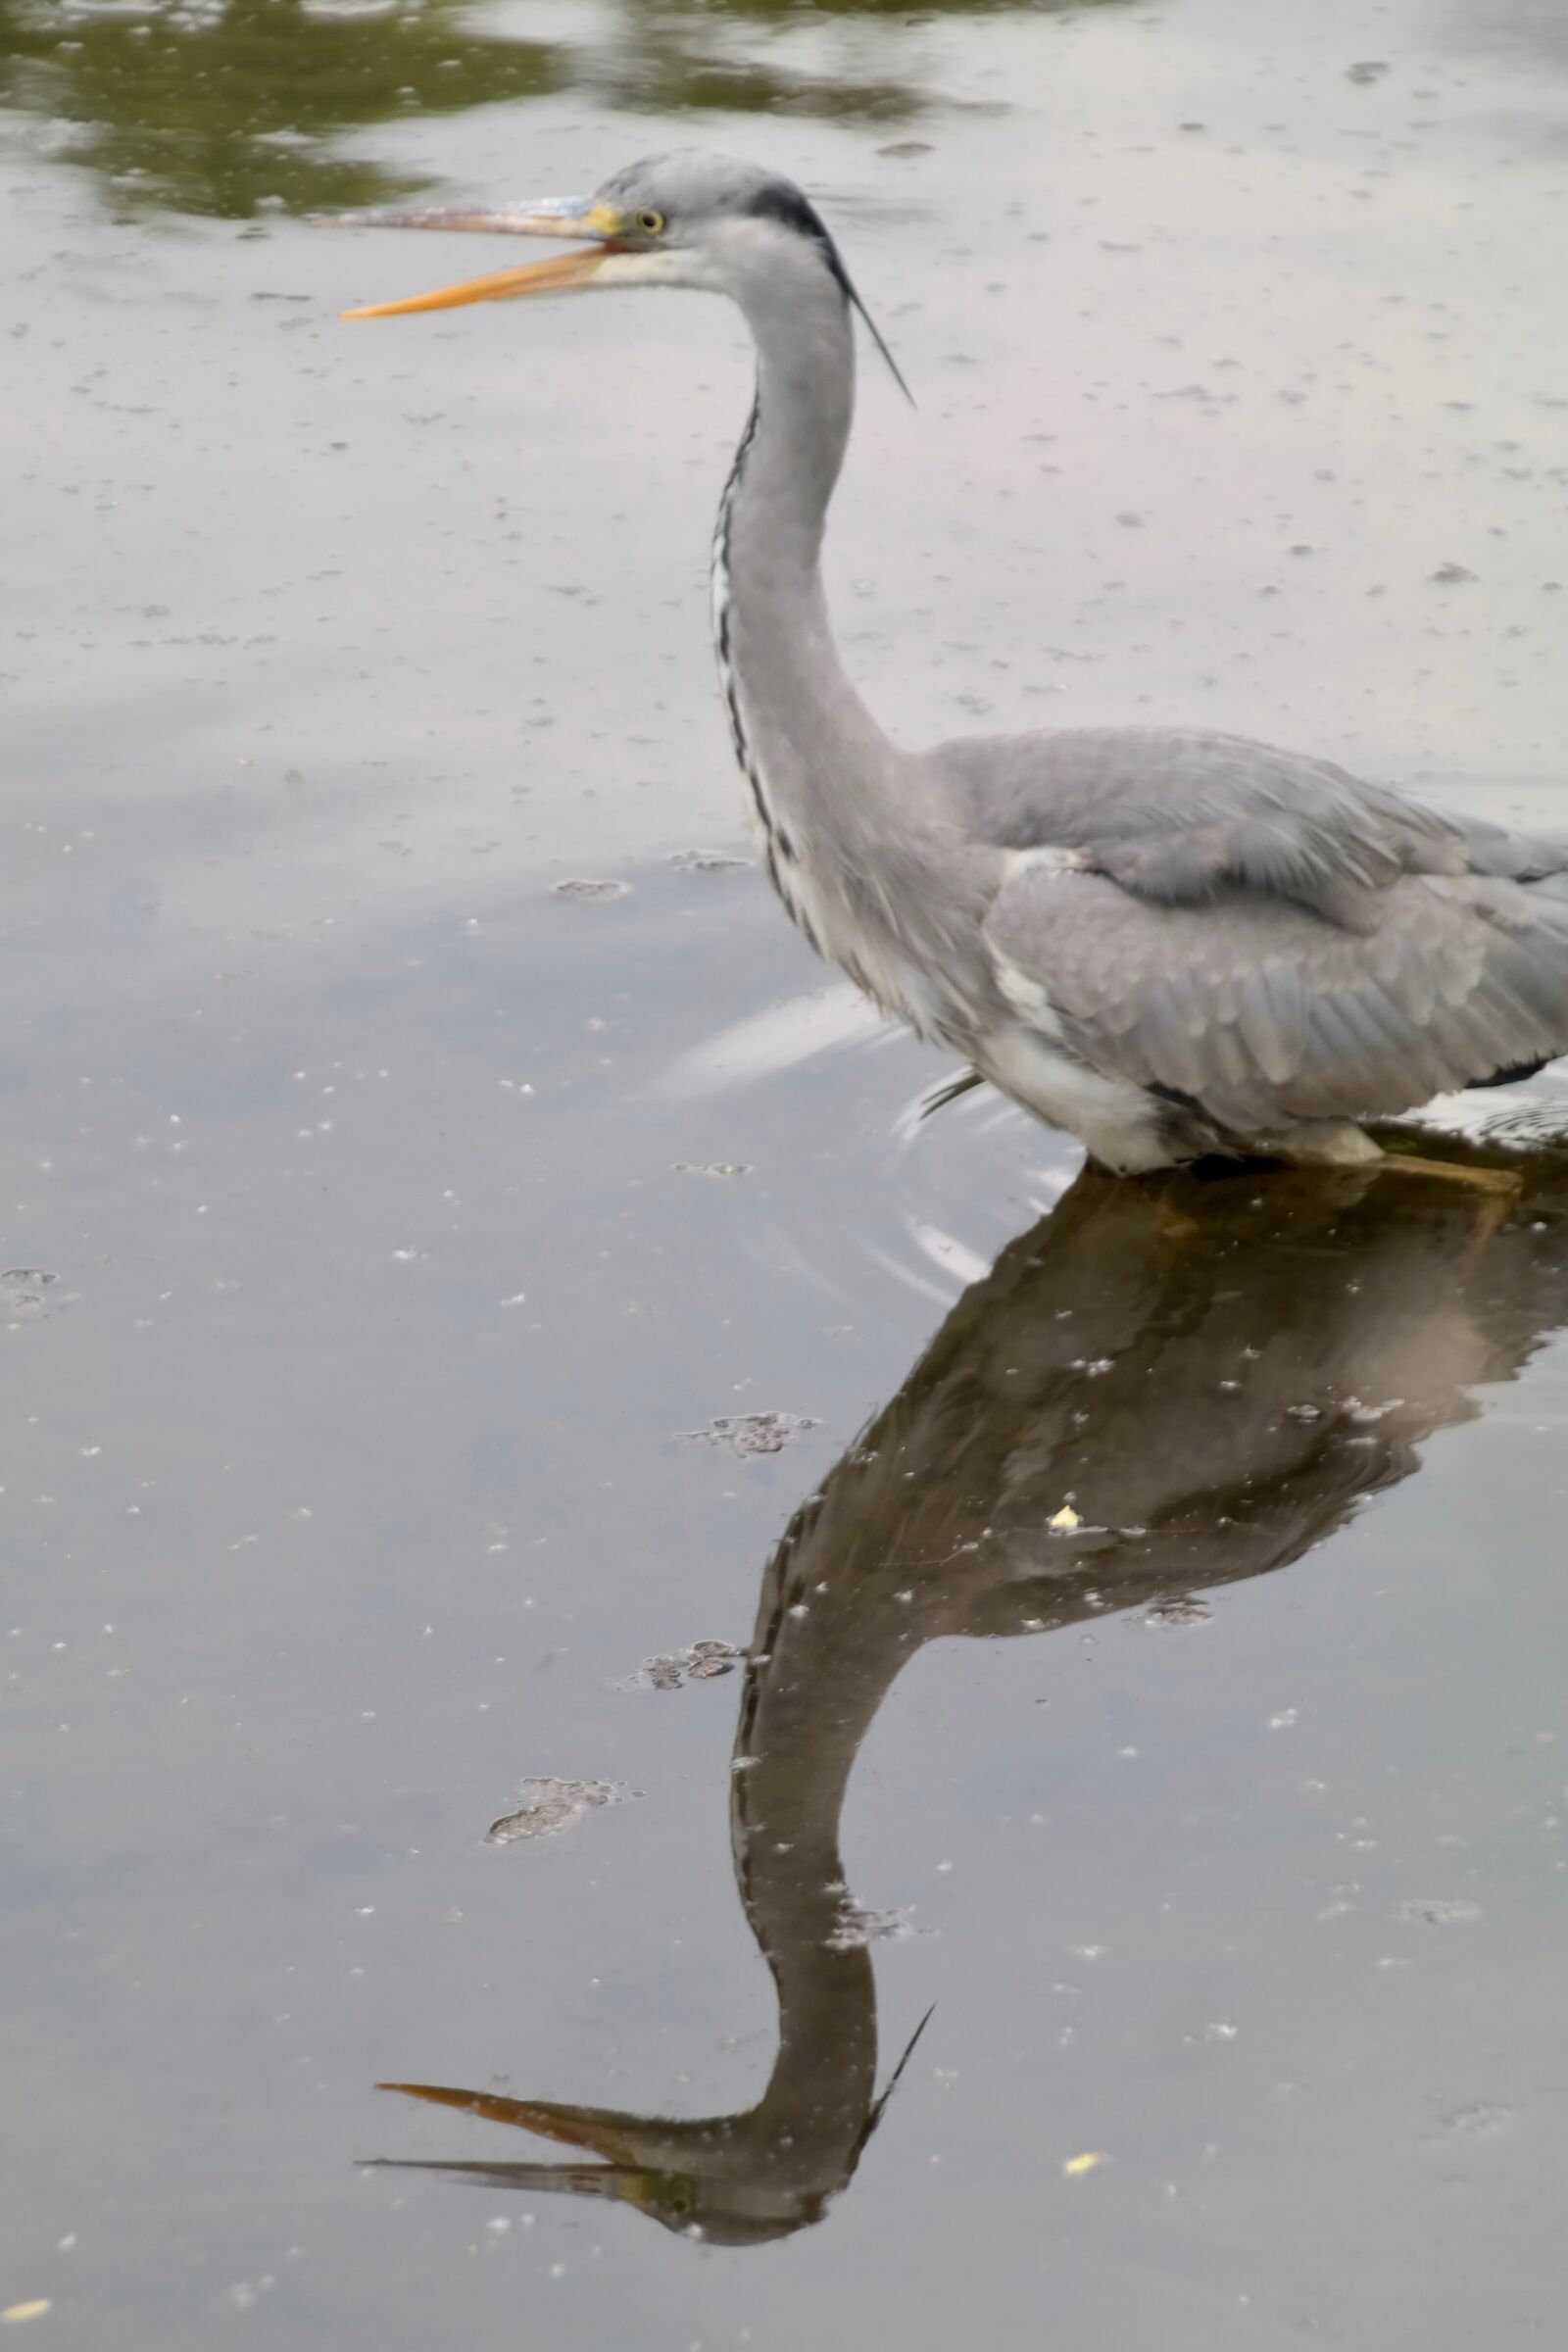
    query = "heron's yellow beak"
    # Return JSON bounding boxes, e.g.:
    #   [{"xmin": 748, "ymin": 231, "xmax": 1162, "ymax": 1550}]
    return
[
  {"xmin": 344, "ymin": 245, "xmax": 612, "ymax": 320},
  {"xmin": 336, "ymin": 200, "xmax": 623, "ymax": 320}
]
